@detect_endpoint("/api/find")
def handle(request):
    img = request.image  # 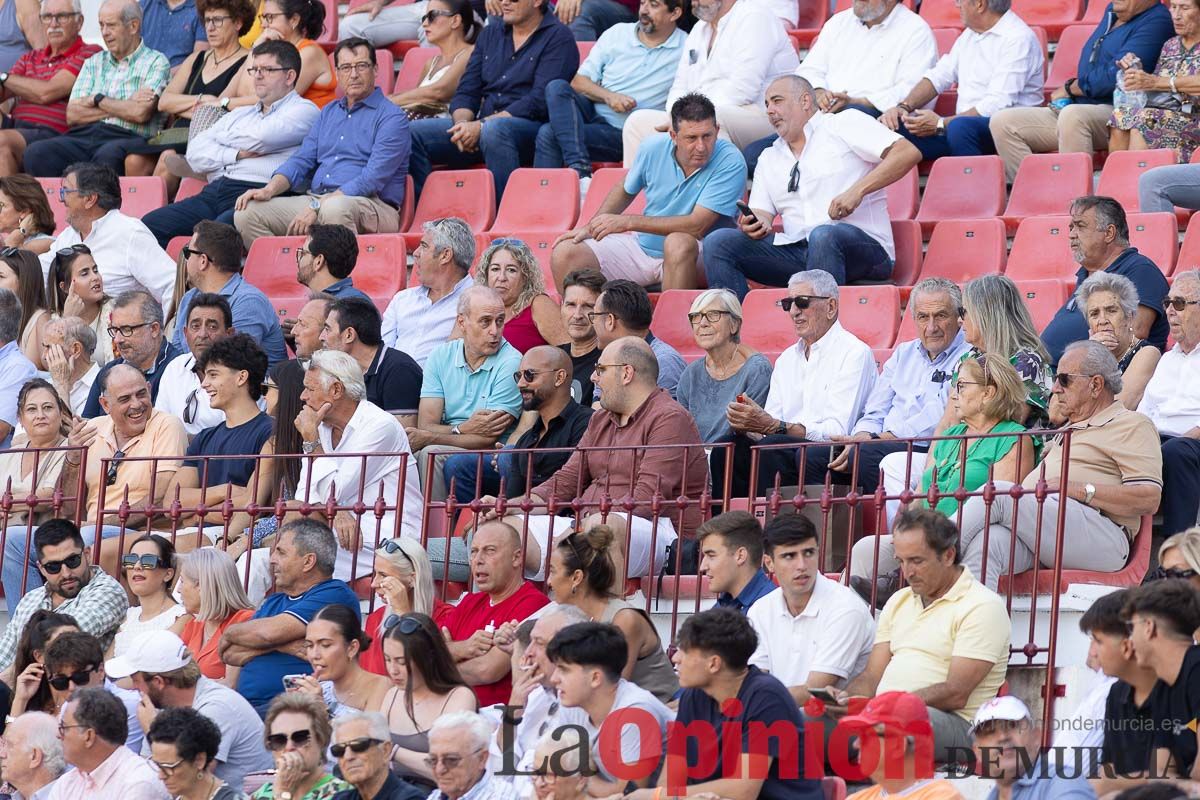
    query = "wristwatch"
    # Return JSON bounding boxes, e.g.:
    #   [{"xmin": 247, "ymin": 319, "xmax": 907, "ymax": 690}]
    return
[
  {"xmin": 451, "ymin": 424, "xmax": 462, "ymax": 435},
  {"xmin": 301, "ymin": 440, "xmax": 320, "ymax": 454},
  {"xmin": 1083, "ymin": 482, "xmax": 1097, "ymax": 506},
  {"xmin": 308, "ymin": 196, "xmax": 321, "ymax": 211},
  {"xmin": 775, "ymin": 419, "xmax": 787, "ymax": 435},
  {"xmin": 92, "ymin": 92, "xmax": 105, "ymax": 108},
  {"xmin": 0, "ymin": 72, "xmax": 10, "ymax": 86},
  {"xmin": 219, "ymin": 96, "xmax": 231, "ymax": 110},
  {"xmin": 936, "ymin": 116, "xmax": 946, "ymax": 132},
  {"xmin": 279, "ymin": 794, "xmax": 294, "ymax": 800}
]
